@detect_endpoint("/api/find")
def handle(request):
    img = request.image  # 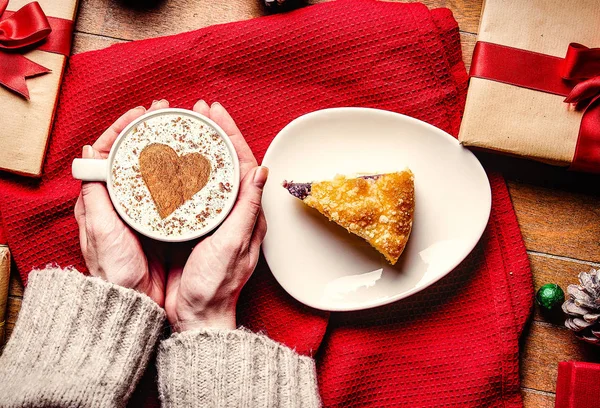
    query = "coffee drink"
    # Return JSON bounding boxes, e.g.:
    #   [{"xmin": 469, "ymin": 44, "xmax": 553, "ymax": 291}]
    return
[{"xmin": 110, "ymin": 113, "xmax": 236, "ymax": 238}]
